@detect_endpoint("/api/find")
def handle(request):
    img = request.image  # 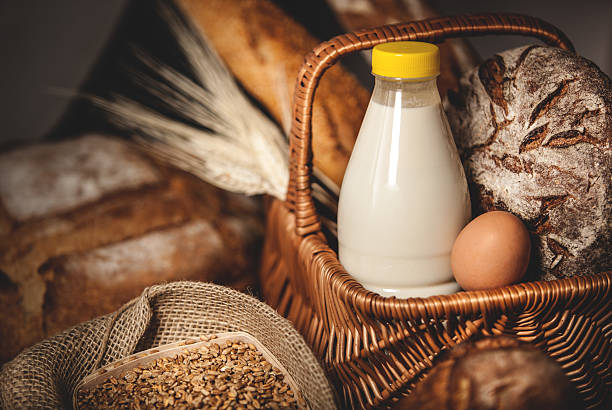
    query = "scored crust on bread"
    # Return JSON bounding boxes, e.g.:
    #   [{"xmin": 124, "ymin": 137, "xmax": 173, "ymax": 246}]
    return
[{"xmin": 445, "ymin": 45, "xmax": 612, "ymax": 280}]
